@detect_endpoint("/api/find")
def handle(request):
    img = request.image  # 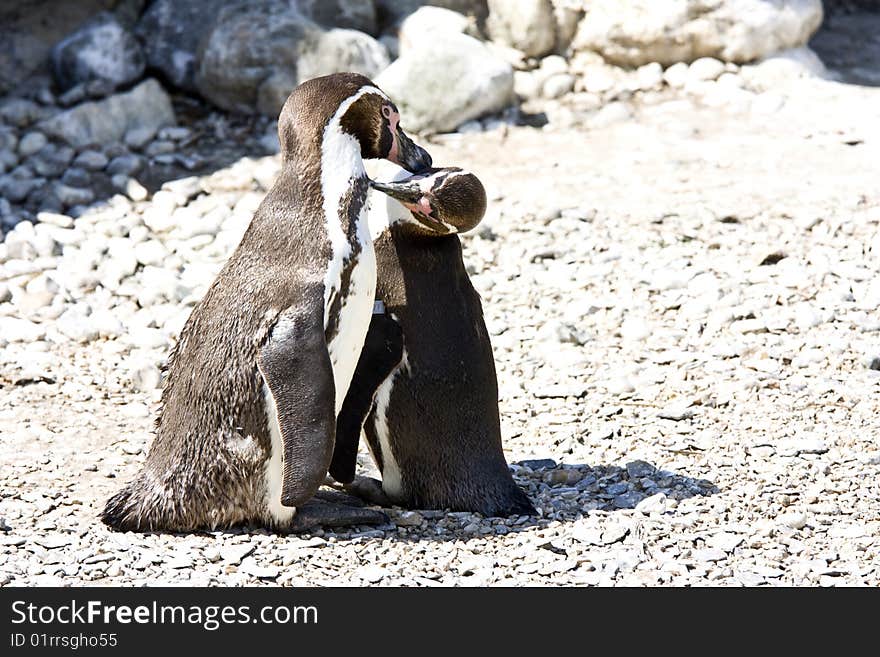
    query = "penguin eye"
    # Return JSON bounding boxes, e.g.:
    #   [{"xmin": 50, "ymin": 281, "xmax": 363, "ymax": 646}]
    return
[{"xmin": 381, "ymin": 105, "xmax": 393, "ymax": 120}]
